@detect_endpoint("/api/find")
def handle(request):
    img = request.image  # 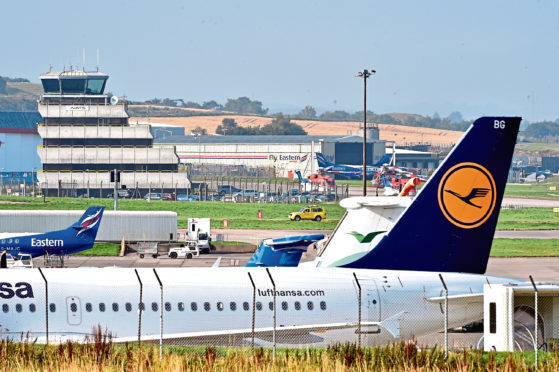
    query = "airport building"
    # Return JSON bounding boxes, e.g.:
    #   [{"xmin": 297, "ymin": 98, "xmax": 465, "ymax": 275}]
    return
[
  {"xmin": 36, "ymin": 68, "xmax": 190, "ymax": 196},
  {"xmin": 155, "ymin": 128, "xmax": 388, "ymax": 178},
  {"xmin": 154, "ymin": 127, "xmax": 440, "ymax": 178}
]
